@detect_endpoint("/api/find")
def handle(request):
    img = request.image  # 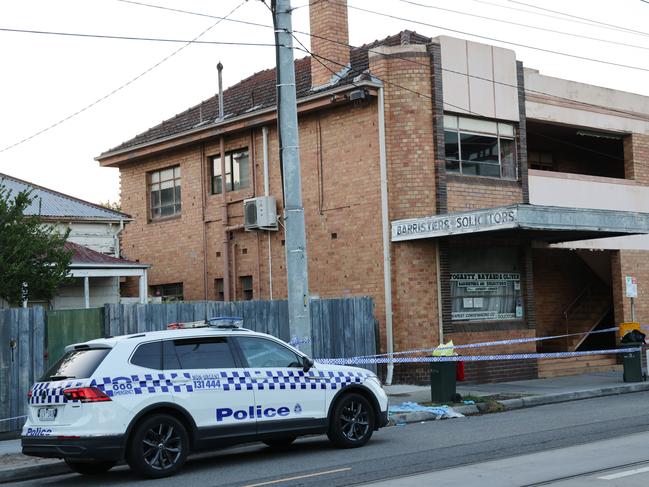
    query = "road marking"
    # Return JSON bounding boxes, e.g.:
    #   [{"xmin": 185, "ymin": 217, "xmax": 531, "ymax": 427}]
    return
[
  {"xmin": 242, "ymin": 467, "xmax": 352, "ymax": 487},
  {"xmin": 598, "ymin": 465, "xmax": 649, "ymax": 480}
]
